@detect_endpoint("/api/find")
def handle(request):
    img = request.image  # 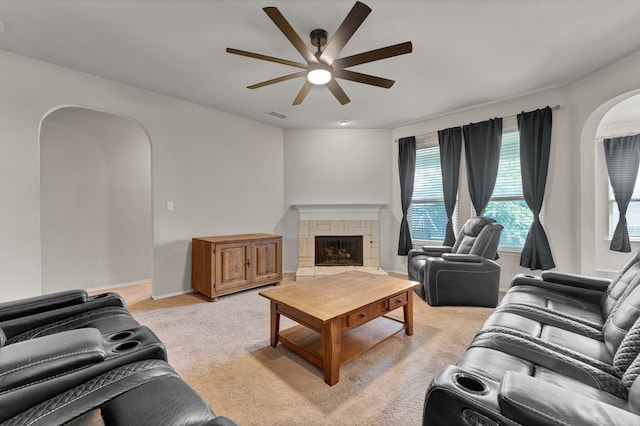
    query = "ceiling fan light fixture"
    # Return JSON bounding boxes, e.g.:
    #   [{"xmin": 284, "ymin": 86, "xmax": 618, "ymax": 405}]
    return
[{"xmin": 307, "ymin": 67, "xmax": 332, "ymax": 85}]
